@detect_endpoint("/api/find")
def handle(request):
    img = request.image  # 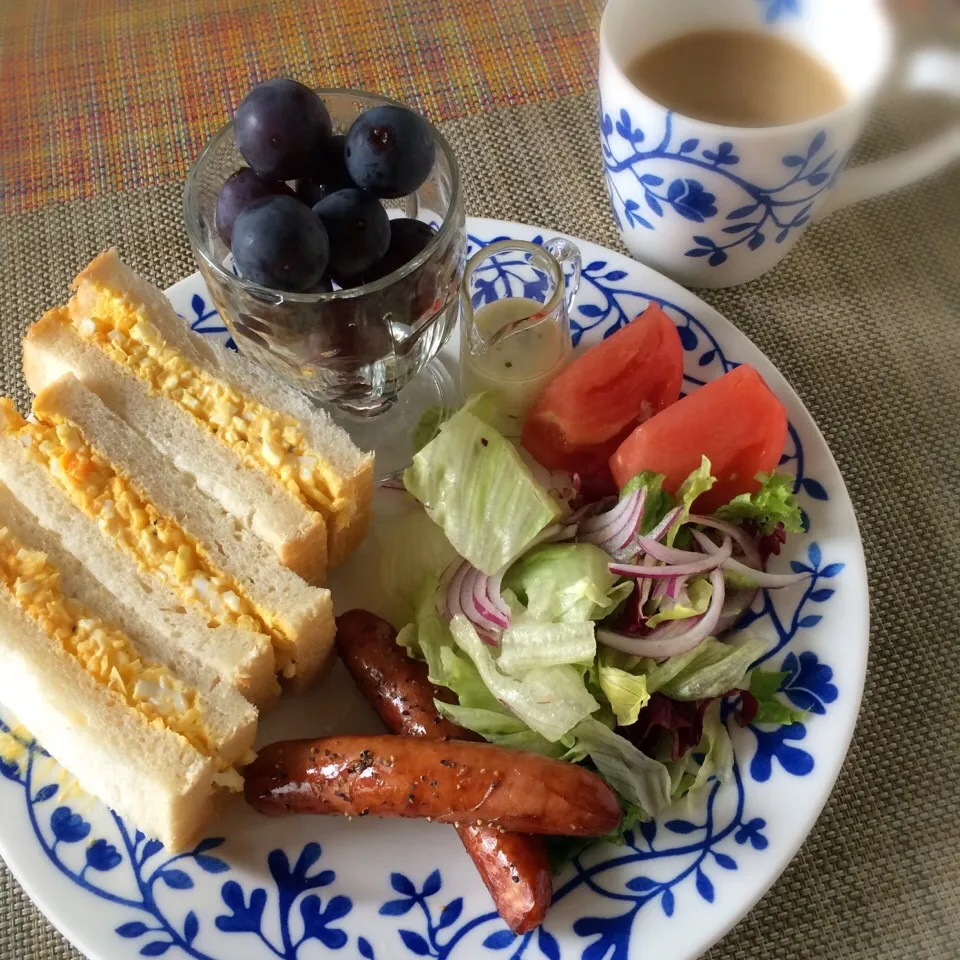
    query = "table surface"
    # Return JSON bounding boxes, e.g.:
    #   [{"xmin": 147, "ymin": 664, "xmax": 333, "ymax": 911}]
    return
[{"xmin": 1, "ymin": 2, "xmax": 959, "ymax": 958}]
